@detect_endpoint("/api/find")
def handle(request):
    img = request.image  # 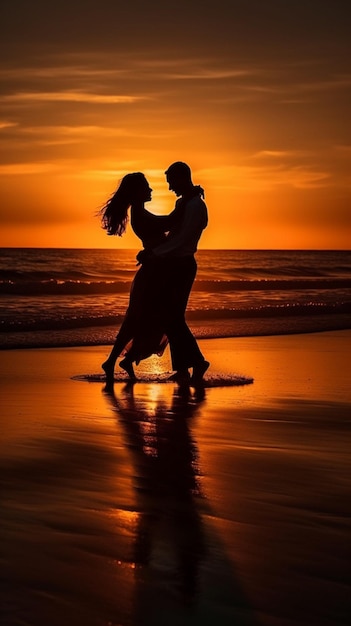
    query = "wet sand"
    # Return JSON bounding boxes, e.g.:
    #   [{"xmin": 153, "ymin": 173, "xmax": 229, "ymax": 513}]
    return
[{"xmin": 1, "ymin": 331, "xmax": 350, "ymax": 625}]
